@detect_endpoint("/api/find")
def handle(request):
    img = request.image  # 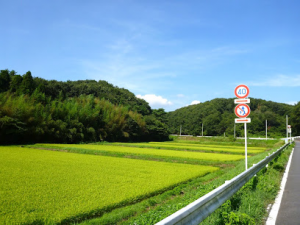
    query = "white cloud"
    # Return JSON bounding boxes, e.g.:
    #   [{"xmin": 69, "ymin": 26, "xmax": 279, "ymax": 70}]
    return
[
  {"xmin": 190, "ymin": 100, "xmax": 201, "ymax": 105},
  {"xmin": 249, "ymin": 75, "xmax": 300, "ymax": 87},
  {"xmin": 136, "ymin": 94, "xmax": 172, "ymax": 108},
  {"xmin": 177, "ymin": 94, "xmax": 185, "ymax": 98},
  {"xmin": 286, "ymin": 101, "xmax": 298, "ymax": 105}
]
